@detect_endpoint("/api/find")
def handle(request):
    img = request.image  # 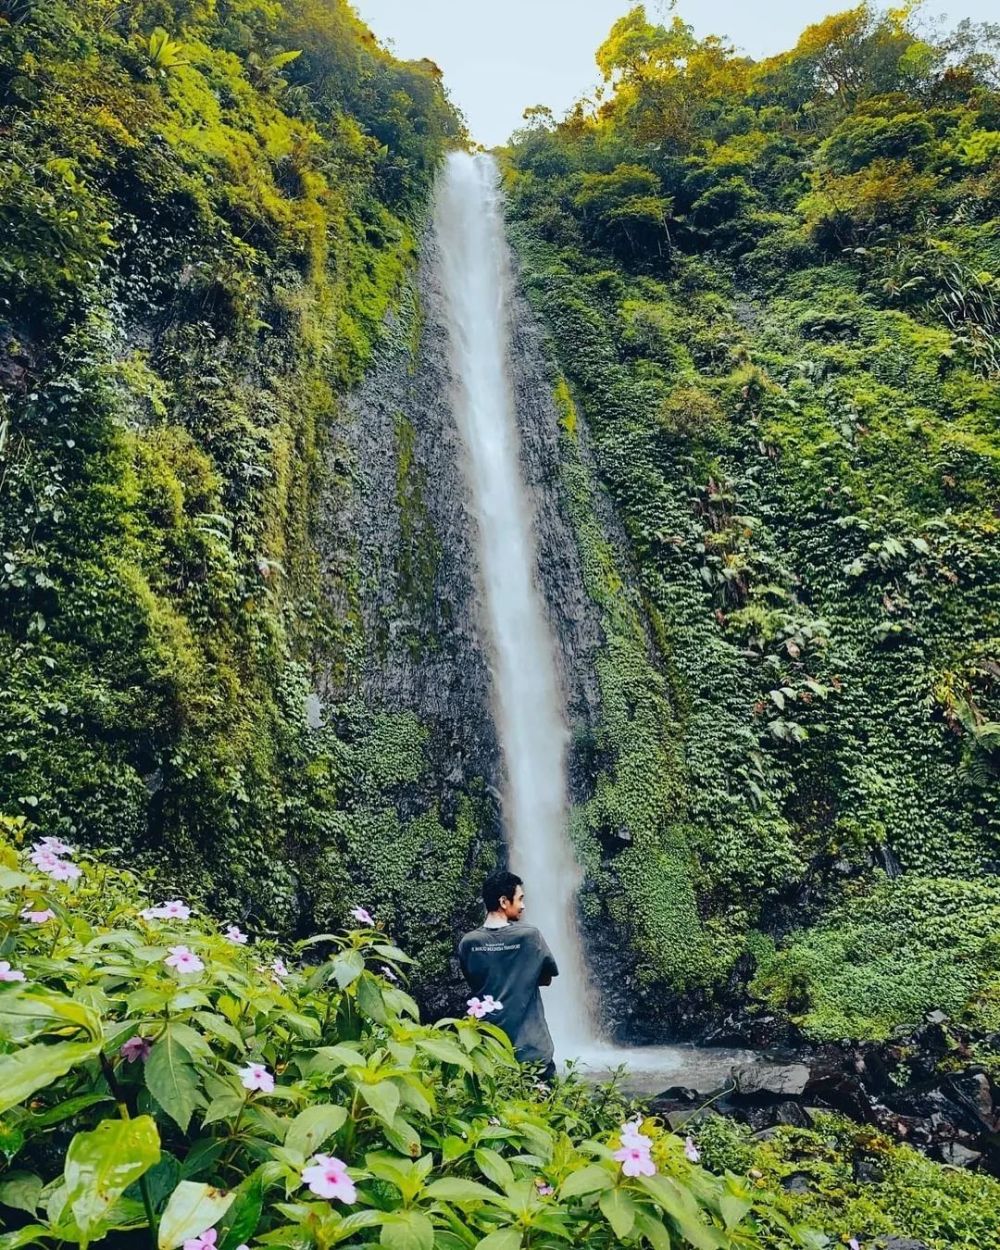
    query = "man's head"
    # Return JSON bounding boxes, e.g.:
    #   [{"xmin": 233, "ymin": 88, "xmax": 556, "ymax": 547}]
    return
[{"xmin": 482, "ymin": 869, "xmax": 525, "ymax": 920}]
